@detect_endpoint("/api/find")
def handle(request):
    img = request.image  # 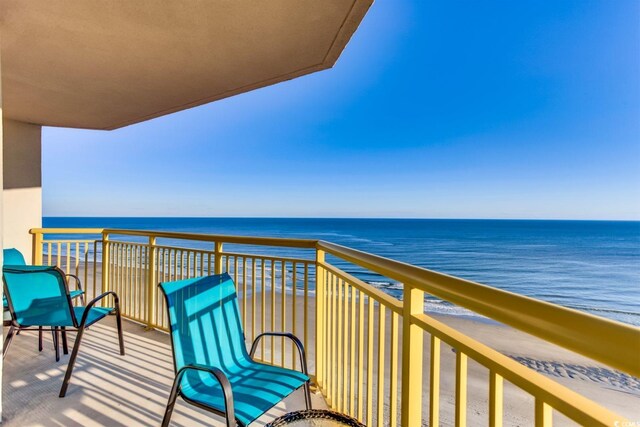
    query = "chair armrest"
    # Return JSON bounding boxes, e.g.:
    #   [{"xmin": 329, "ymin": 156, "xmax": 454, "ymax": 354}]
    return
[
  {"xmin": 77, "ymin": 291, "xmax": 119, "ymax": 328},
  {"xmin": 250, "ymin": 332, "xmax": 309, "ymax": 375},
  {"xmin": 65, "ymin": 274, "xmax": 84, "ymax": 293},
  {"xmin": 175, "ymin": 364, "xmax": 236, "ymax": 427}
]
